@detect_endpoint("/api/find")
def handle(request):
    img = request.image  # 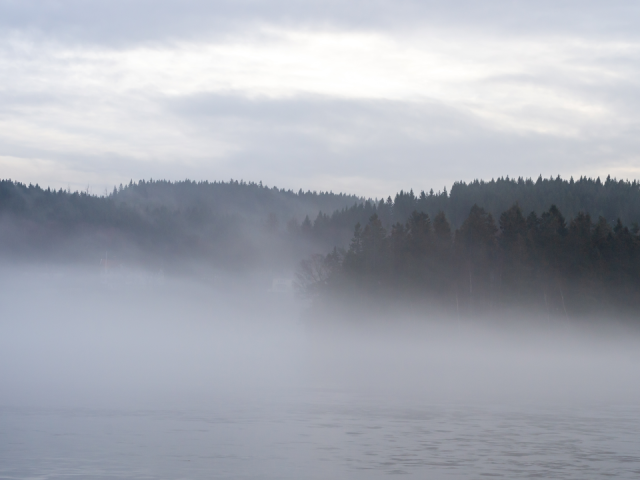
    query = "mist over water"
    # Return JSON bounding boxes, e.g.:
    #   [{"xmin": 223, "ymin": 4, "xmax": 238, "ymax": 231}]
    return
[
  {"xmin": 0, "ymin": 266, "xmax": 306, "ymax": 409},
  {"xmin": 2, "ymin": 266, "xmax": 640, "ymax": 478}
]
